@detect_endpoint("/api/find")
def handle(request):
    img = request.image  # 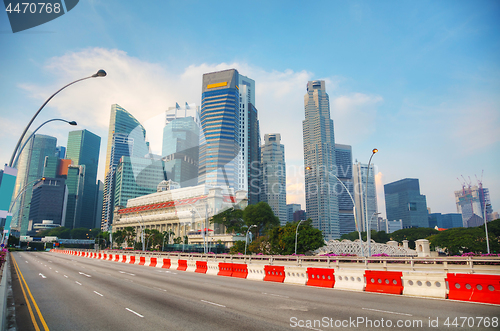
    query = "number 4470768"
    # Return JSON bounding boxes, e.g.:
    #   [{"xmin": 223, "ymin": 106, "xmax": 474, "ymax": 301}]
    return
[
  {"xmin": 5, "ymin": 2, "xmax": 61, "ymax": 14},
  {"xmin": 443, "ymin": 317, "xmax": 498, "ymax": 328}
]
